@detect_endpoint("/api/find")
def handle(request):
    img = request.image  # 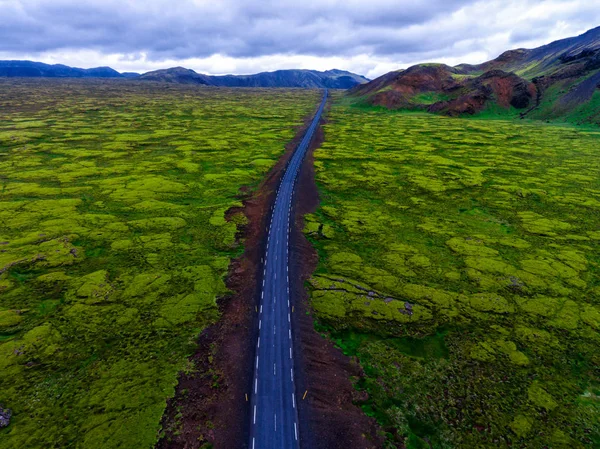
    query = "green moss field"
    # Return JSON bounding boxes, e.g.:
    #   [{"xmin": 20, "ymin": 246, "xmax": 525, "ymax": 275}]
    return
[
  {"xmin": 2, "ymin": 77, "xmax": 599, "ymax": 449},
  {"xmin": 306, "ymin": 101, "xmax": 600, "ymax": 448},
  {"xmin": 0, "ymin": 79, "xmax": 319, "ymax": 448}
]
